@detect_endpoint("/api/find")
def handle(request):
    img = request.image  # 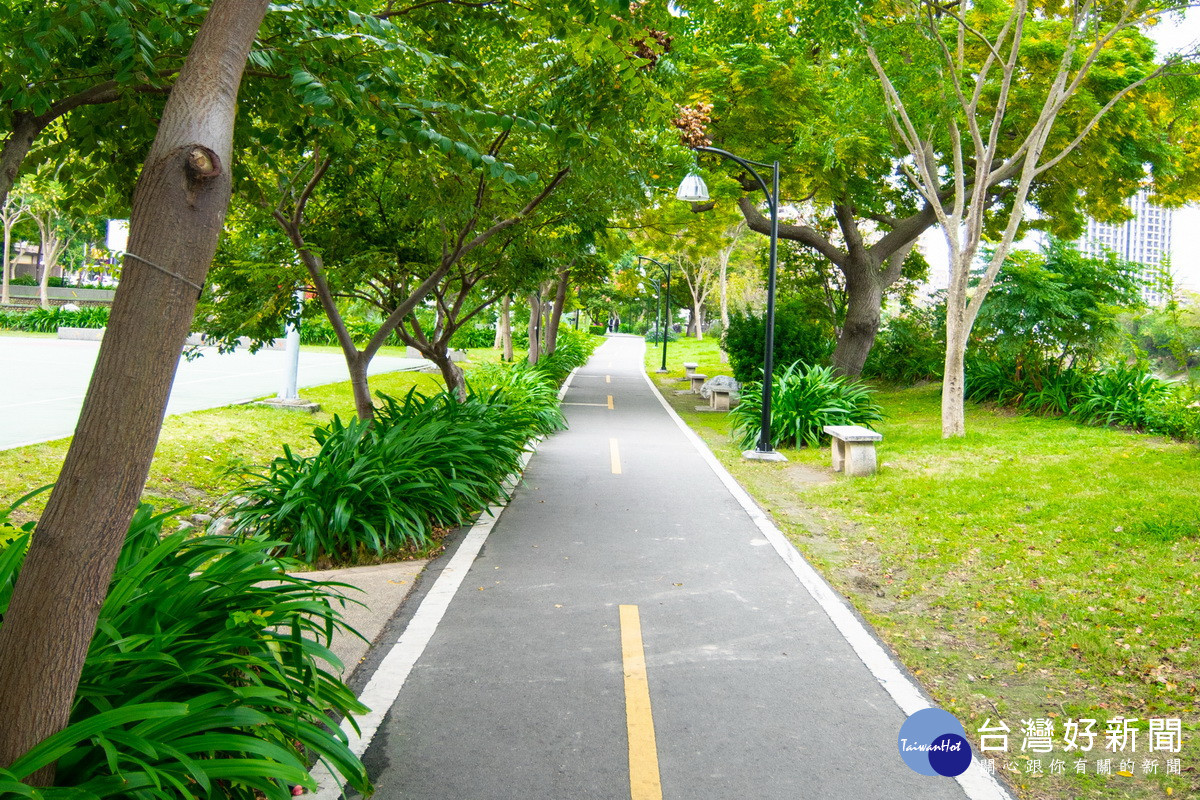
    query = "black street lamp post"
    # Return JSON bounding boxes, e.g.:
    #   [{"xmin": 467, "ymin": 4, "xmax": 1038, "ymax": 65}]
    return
[
  {"xmin": 677, "ymin": 146, "xmax": 785, "ymax": 461},
  {"xmin": 637, "ymin": 255, "xmax": 671, "ymax": 374}
]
